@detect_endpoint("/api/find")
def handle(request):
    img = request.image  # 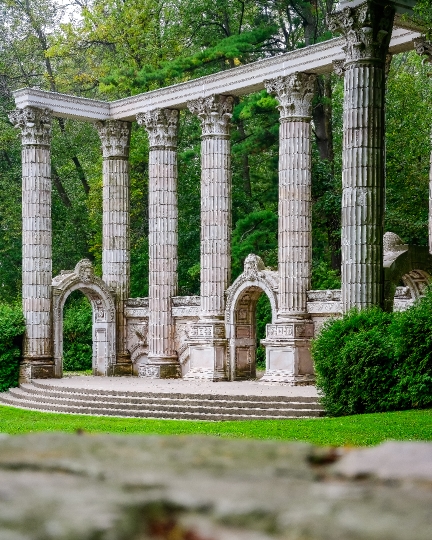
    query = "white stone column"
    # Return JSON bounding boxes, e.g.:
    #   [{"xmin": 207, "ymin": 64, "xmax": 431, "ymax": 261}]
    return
[
  {"xmin": 414, "ymin": 38, "xmax": 432, "ymax": 255},
  {"xmin": 261, "ymin": 73, "xmax": 316, "ymax": 385},
  {"xmin": 329, "ymin": 0, "xmax": 395, "ymax": 312},
  {"xmin": 185, "ymin": 95, "xmax": 234, "ymax": 381},
  {"xmin": 9, "ymin": 106, "xmax": 54, "ymax": 382},
  {"xmin": 136, "ymin": 109, "xmax": 180, "ymax": 379},
  {"xmin": 95, "ymin": 120, "xmax": 131, "ymax": 375}
]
